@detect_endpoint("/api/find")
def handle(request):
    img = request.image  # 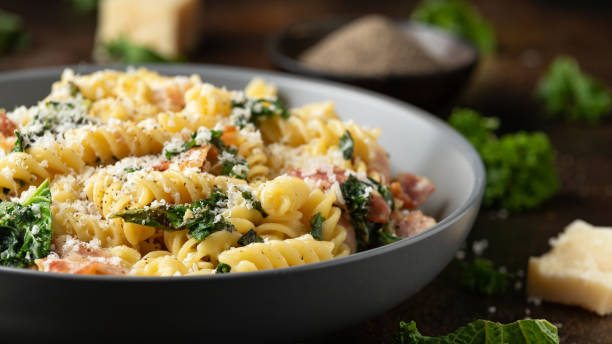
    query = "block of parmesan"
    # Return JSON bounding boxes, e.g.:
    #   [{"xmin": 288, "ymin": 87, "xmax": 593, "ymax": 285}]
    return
[
  {"xmin": 527, "ymin": 219, "xmax": 612, "ymax": 316},
  {"xmin": 96, "ymin": 0, "xmax": 202, "ymax": 59}
]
